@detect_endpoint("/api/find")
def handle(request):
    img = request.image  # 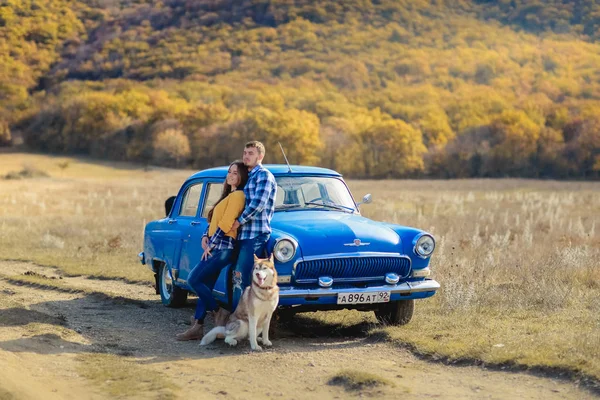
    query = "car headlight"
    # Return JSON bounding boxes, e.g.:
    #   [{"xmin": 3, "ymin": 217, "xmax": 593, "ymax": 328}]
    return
[
  {"xmin": 414, "ymin": 234, "xmax": 435, "ymax": 258},
  {"xmin": 273, "ymin": 238, "xmax": 296, "ymax": 263}
]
